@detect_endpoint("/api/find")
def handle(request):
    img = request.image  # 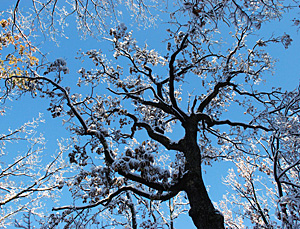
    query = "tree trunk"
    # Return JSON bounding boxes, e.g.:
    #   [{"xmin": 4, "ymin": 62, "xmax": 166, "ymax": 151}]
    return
[
  {"xmin": 184, "ymin": 172, "xmax": 224, "ymax": 229},
  {"xmin": 182, "ymin": 119, "xmax": 224, "ymax": 229}
]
